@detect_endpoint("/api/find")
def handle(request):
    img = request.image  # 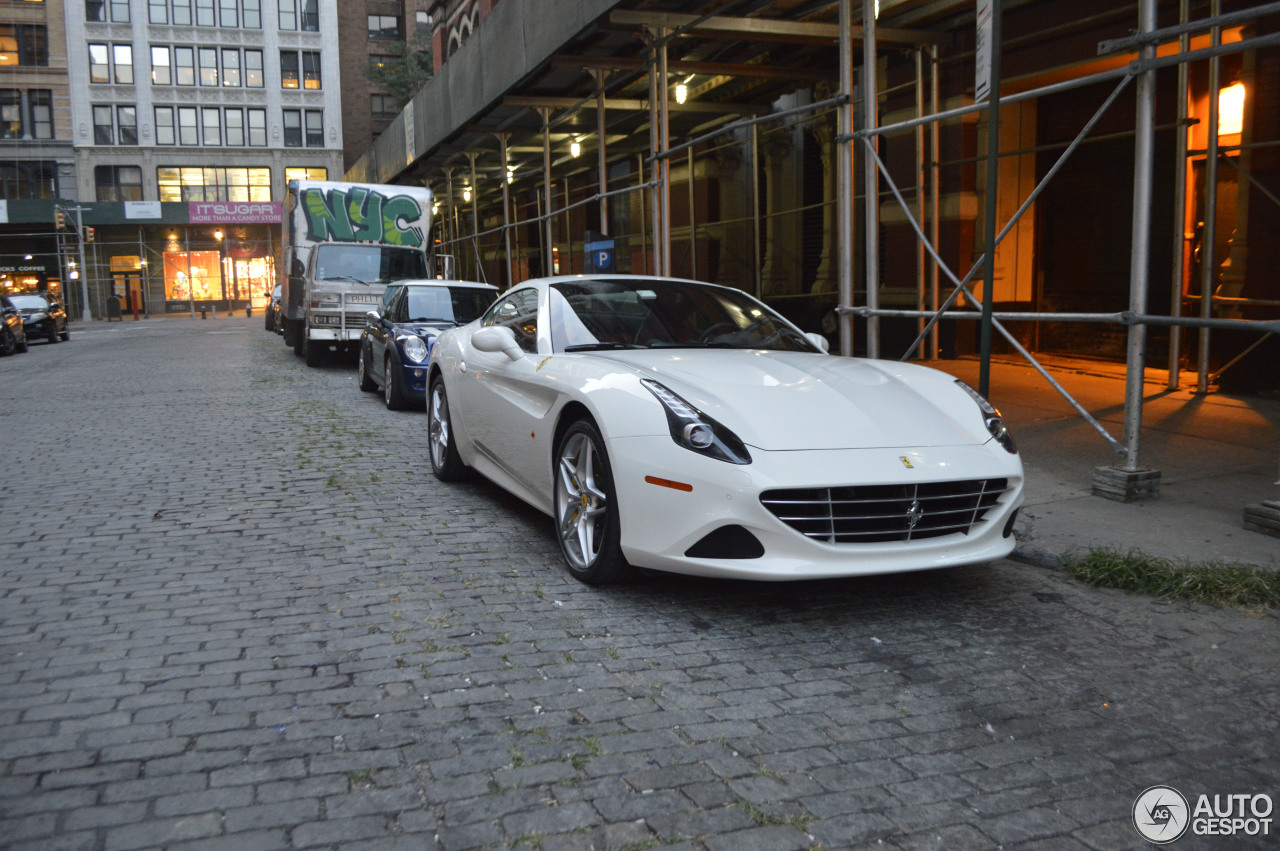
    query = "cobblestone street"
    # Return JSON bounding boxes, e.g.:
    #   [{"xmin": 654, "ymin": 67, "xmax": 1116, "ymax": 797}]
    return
[{"xmin": 1, "ymin": 318, "xmax": 1276, "ymax": 850}]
